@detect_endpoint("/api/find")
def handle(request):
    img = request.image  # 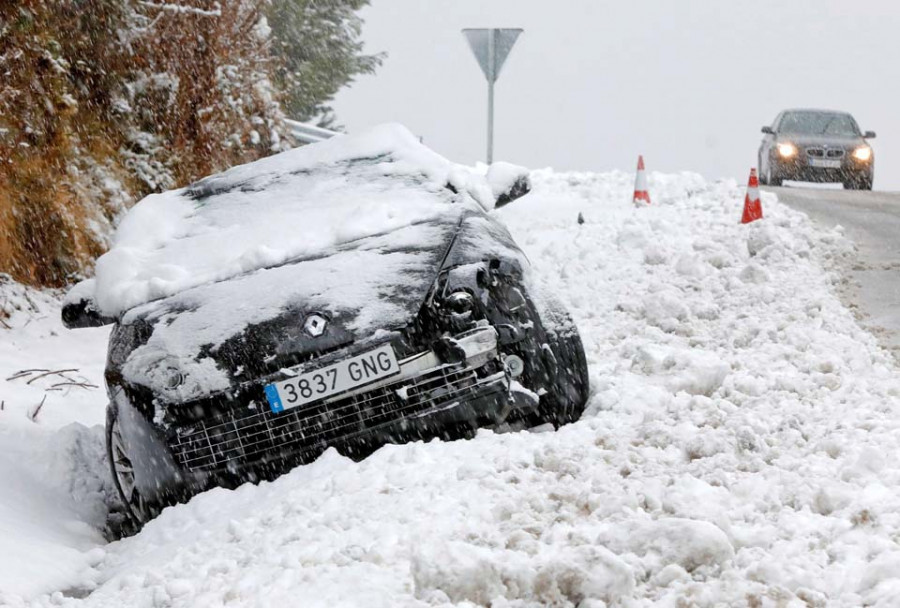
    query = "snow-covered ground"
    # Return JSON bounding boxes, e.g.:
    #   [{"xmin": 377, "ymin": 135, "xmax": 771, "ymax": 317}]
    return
[
  {"xmin": 5, "ymin": 168, "xmax": 900, "ymax": 606},
  {"xmin": 0, "ymin": 280, "xmax": 112, "ymax": 600}
]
